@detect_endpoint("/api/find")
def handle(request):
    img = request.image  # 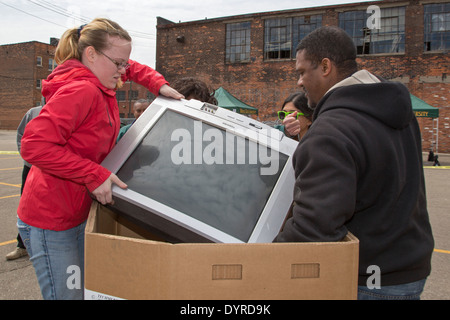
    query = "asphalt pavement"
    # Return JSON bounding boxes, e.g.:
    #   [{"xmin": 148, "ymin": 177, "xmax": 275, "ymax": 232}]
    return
[{"xmin": 0, "ymin": 129, "xmax": 449, "ymax": 300}]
